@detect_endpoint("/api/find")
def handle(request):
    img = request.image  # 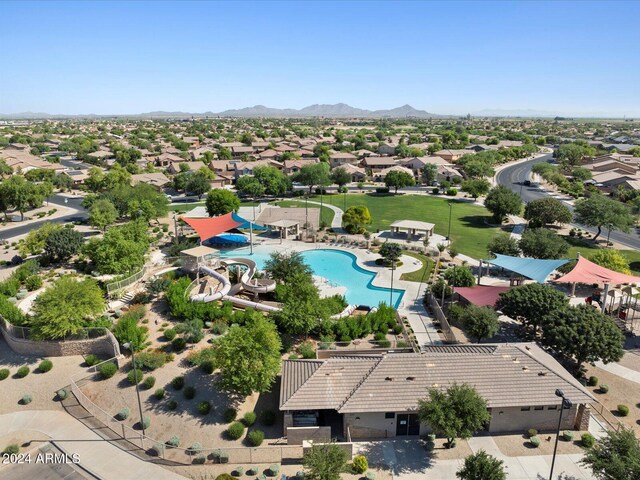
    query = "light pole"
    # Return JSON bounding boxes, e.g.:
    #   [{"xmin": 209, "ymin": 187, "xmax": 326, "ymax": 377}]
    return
[
  {"xmin": 447, "ymin": 202, "xmax": 453, "ymax": 246},
  {"xmin": 389, "ymin": 260, "xmax": 394, "ymax": 307},
  {"xmin": 123, "ymin": 342, "xmax": 146, "ymax": 437},
  {"xmin": 606, "ymin": 223, "xmax": 613, "ymax": 248},
  {"xmin": 549, "ymin": 389, "xmax": 572, "ymax": 480}
]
